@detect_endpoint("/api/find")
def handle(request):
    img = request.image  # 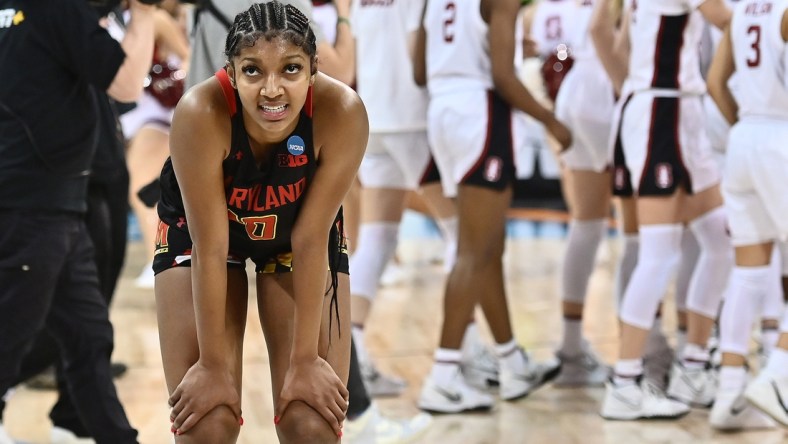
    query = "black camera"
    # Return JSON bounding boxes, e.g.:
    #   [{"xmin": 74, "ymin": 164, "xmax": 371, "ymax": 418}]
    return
[{"xmin": 88, "ymin": 0, "xmax": 163, "ymax": 17}]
